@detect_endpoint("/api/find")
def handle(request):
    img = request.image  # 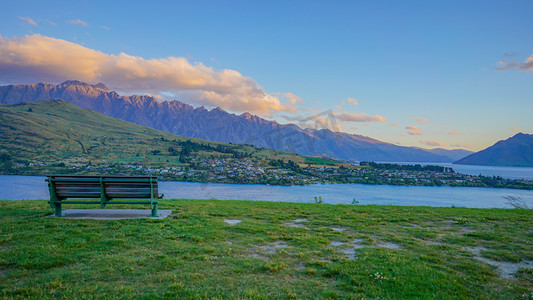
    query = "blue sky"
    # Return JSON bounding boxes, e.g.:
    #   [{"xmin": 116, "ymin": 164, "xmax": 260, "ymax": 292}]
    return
[{"xmin": 1, "ymin": 0, "xmax": 532, "ymax": 151}]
